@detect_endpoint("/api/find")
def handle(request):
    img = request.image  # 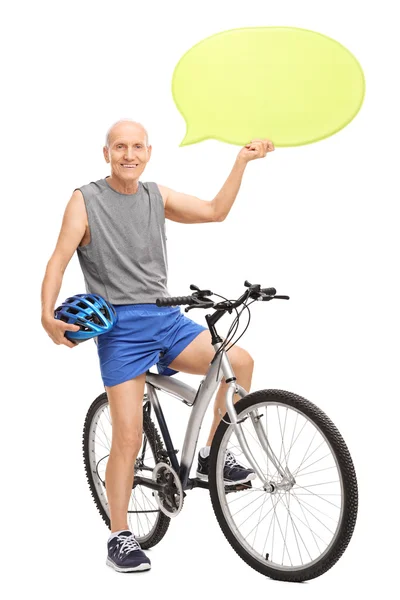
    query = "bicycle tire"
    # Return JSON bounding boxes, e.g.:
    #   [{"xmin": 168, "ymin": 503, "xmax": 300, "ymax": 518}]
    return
[
  {"xmin": 208, "ymin": 389, "xmax": 358, "ymax": 582},
  {"xmin": 82, "ymin": 392, "xmax": 171, "ymax": 549}
]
